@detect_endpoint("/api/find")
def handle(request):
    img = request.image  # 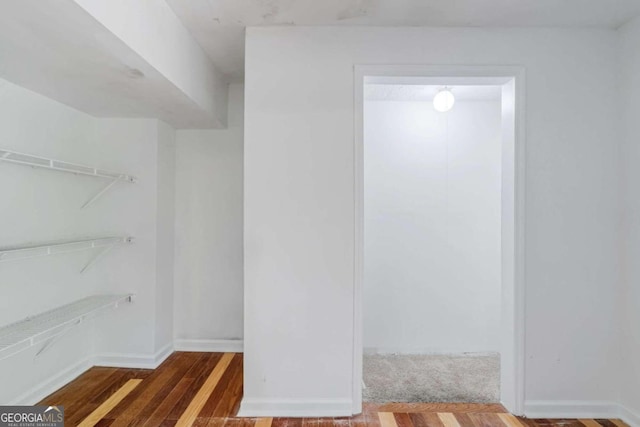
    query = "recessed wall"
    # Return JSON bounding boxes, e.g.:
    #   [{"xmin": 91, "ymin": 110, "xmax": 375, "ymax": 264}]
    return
[
  {"xmin": 173, "ymin": 84, "xmax": 245, "ymax": 349},
  {"xmin": 364, "ymin": 88, "xmax": 502, "ymax": 354}
]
